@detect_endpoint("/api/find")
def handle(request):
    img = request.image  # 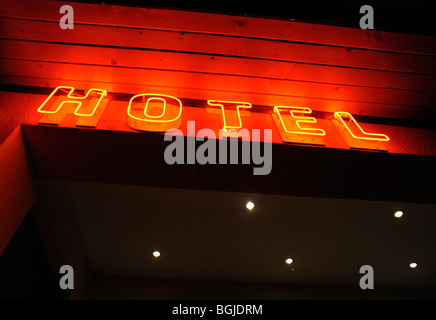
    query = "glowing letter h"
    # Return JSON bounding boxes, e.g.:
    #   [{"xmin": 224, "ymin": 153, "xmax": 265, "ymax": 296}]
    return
[{"xmin": 37, "ymin": 86, "xmax": 108, "ymax": 127}]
